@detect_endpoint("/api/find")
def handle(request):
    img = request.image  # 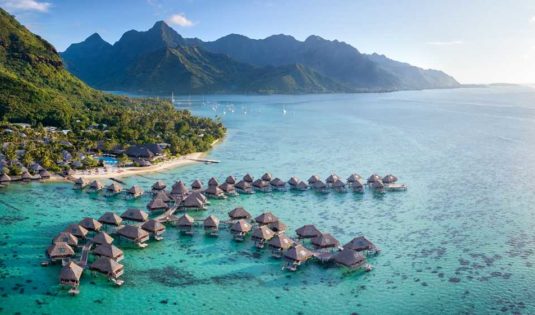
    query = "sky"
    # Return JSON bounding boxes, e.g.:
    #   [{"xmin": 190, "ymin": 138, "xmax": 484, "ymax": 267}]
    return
[{"xmin": 2, "ymin": 0, "xmax": 535, "ymax": 84}]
